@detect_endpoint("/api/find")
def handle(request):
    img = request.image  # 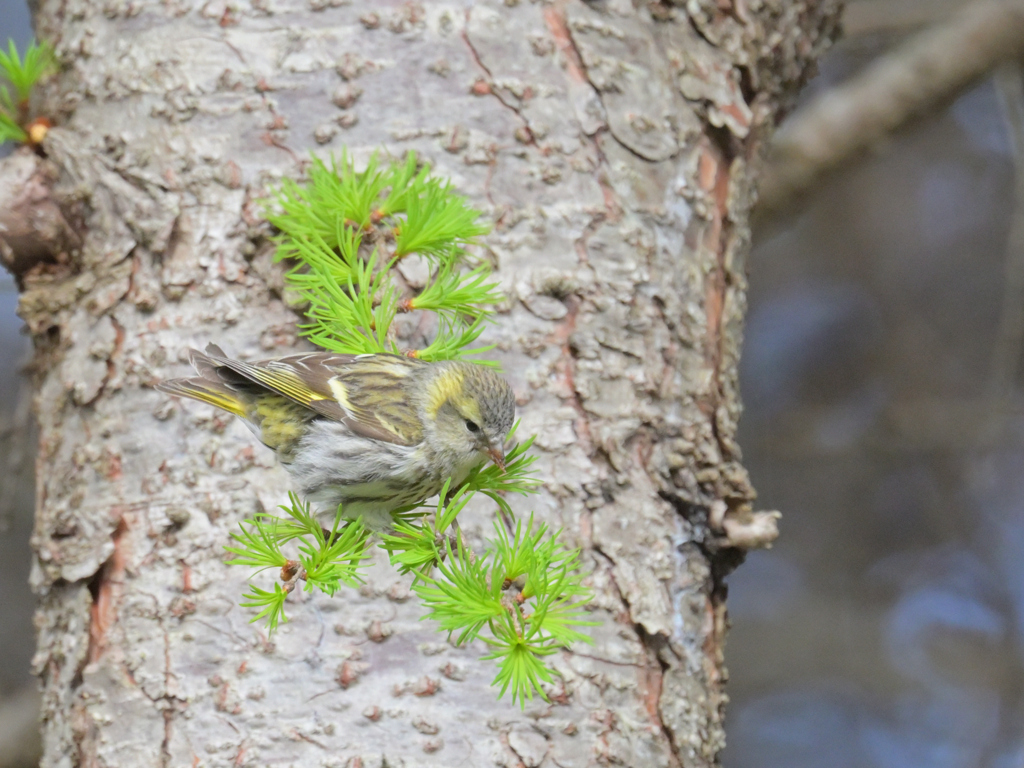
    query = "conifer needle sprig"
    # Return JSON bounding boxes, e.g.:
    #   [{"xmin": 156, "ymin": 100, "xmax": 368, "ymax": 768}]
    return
[
  {"xmin": 0, "ymin": 39, "xmax": 55, "ymax": 146},
  {"xmin": 227, "ymin": 152, "xmax": 592, "ymax": 705}
]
